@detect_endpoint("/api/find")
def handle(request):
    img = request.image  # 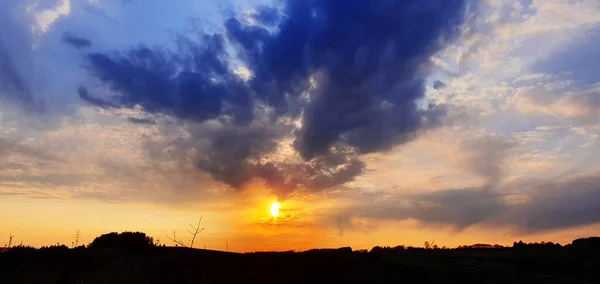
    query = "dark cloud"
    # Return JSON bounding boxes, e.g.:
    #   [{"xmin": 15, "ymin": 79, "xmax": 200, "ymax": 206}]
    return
[
  {"xmin": 84, "ymin": 35, "xmax": 254, "ymax": 124},
  {"xmin": 196, "ymin": 126, "xmax": 281, "ymax": 189},
  {"xmin": 62, "ymin": 32, "xmax": 93, "ymax": 49},
  {"xmin": 228, "ymin": 0, "xmax": 468, "ymax": 158},
  {"xmin": 333, "ymin": 173, "xmax": 600, "ymax": 234},
  {"xmin": 184, "ymin": 123, "xmax": 366, "ymax": 197},
  {"xmin": 433, "ymin": 80, "xmax": 447, "ymax": 90},
  {"xmin": 82, "ymin": 0, "xmax": 470, "ymax": 194},
  {"xmin": 513, "ymin": 174, "xmax": 600, "ymax": 232},
  {"xmin": 127, "ymin": 117, "xmax": 156, "ymax": 125},
  {"xmin": 367, "ymin": 188, "xmax": 505, "ymax": 229}
]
